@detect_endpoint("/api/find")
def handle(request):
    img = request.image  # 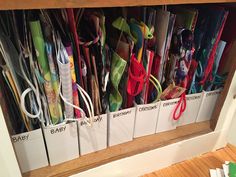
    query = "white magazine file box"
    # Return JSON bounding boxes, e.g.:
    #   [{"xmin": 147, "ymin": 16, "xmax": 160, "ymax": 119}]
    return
[
  {"xmin": 108, "ymin": 107, "xmax": 136, "ymax": 146},
  {"xmin": 43, "ymin": 122, "xmax": 79, "ymax": 165},
  {"xmin": 156, "ymin": 98, "xmax": 180, "ymax": 133},
  {"xmin": 133, "ymin": 102, "xmax": 160, "ymax": 138},
  {"xmin": 12, "ymin": 128, "xmax": 48, "ymax": 173},
  {"xmin": 196, "ymin": 89, "xmax": 221, "ymax": 122},
  {"xmin": 79, "ymin": 114, "xmax": 107, "ymax": 155},
  {"xmin": 178, "ymin": 92, "xmax": 203, "ymax": 126}
]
